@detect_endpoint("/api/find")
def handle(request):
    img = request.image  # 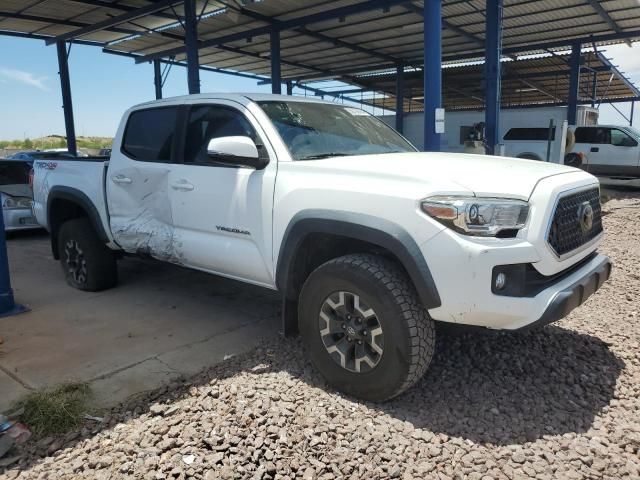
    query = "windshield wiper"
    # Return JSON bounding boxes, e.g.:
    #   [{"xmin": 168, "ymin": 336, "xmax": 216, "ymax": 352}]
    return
[{"xmin": 297, "ymin": 152, "xmax": 359, "ymax": 160}]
